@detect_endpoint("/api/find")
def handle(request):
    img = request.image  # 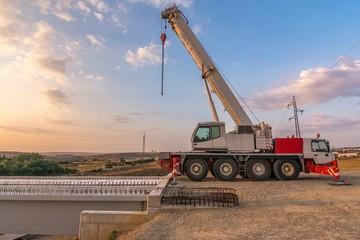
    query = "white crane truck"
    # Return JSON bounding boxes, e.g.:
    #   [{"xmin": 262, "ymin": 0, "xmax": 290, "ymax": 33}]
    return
[{"xmin": 159, "ymin": 5, "xmax": 341, "ymax": 182}]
